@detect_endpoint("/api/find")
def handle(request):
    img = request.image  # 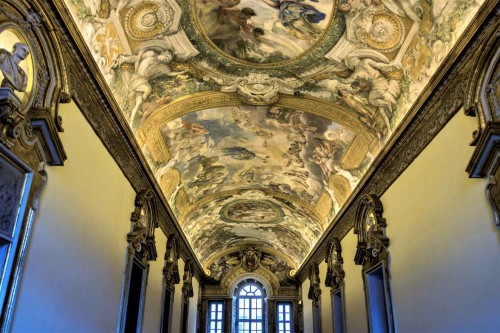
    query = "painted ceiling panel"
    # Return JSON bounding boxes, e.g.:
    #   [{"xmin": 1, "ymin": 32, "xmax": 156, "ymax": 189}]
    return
[{"xmin": 64, "ymin": 0, "xmax": 485, "ymax": 274}]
